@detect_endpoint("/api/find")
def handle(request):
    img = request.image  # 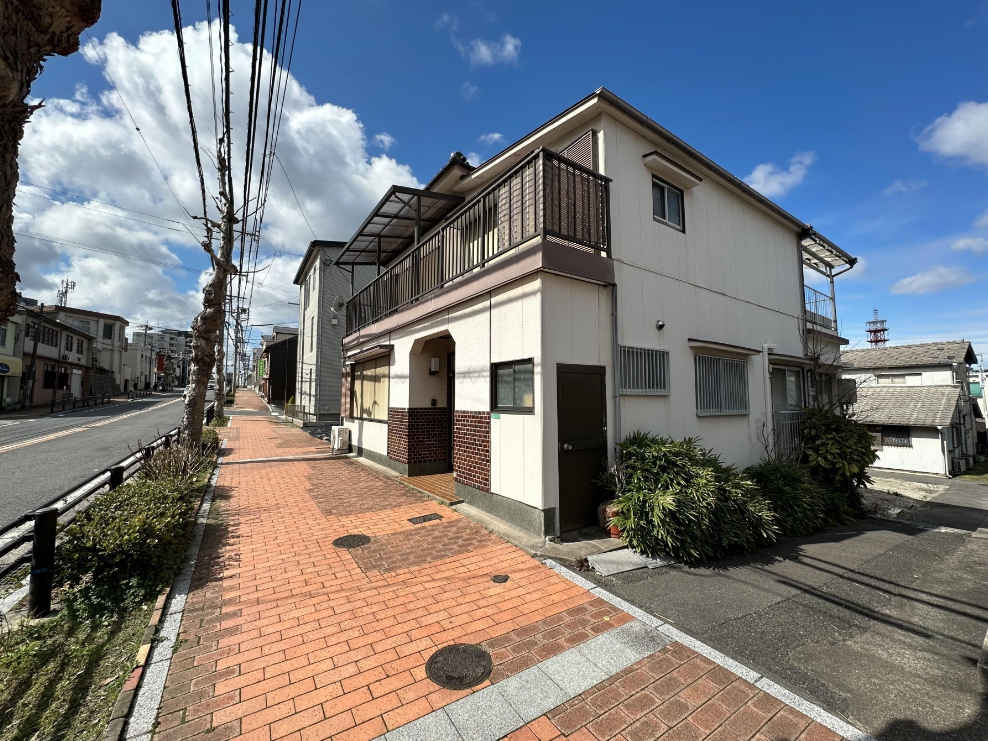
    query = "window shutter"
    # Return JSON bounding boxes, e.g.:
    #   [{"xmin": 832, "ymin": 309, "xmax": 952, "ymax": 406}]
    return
[{"xmin": 560, "ymin": 129, "xmax": 597, "ymax": 171}]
